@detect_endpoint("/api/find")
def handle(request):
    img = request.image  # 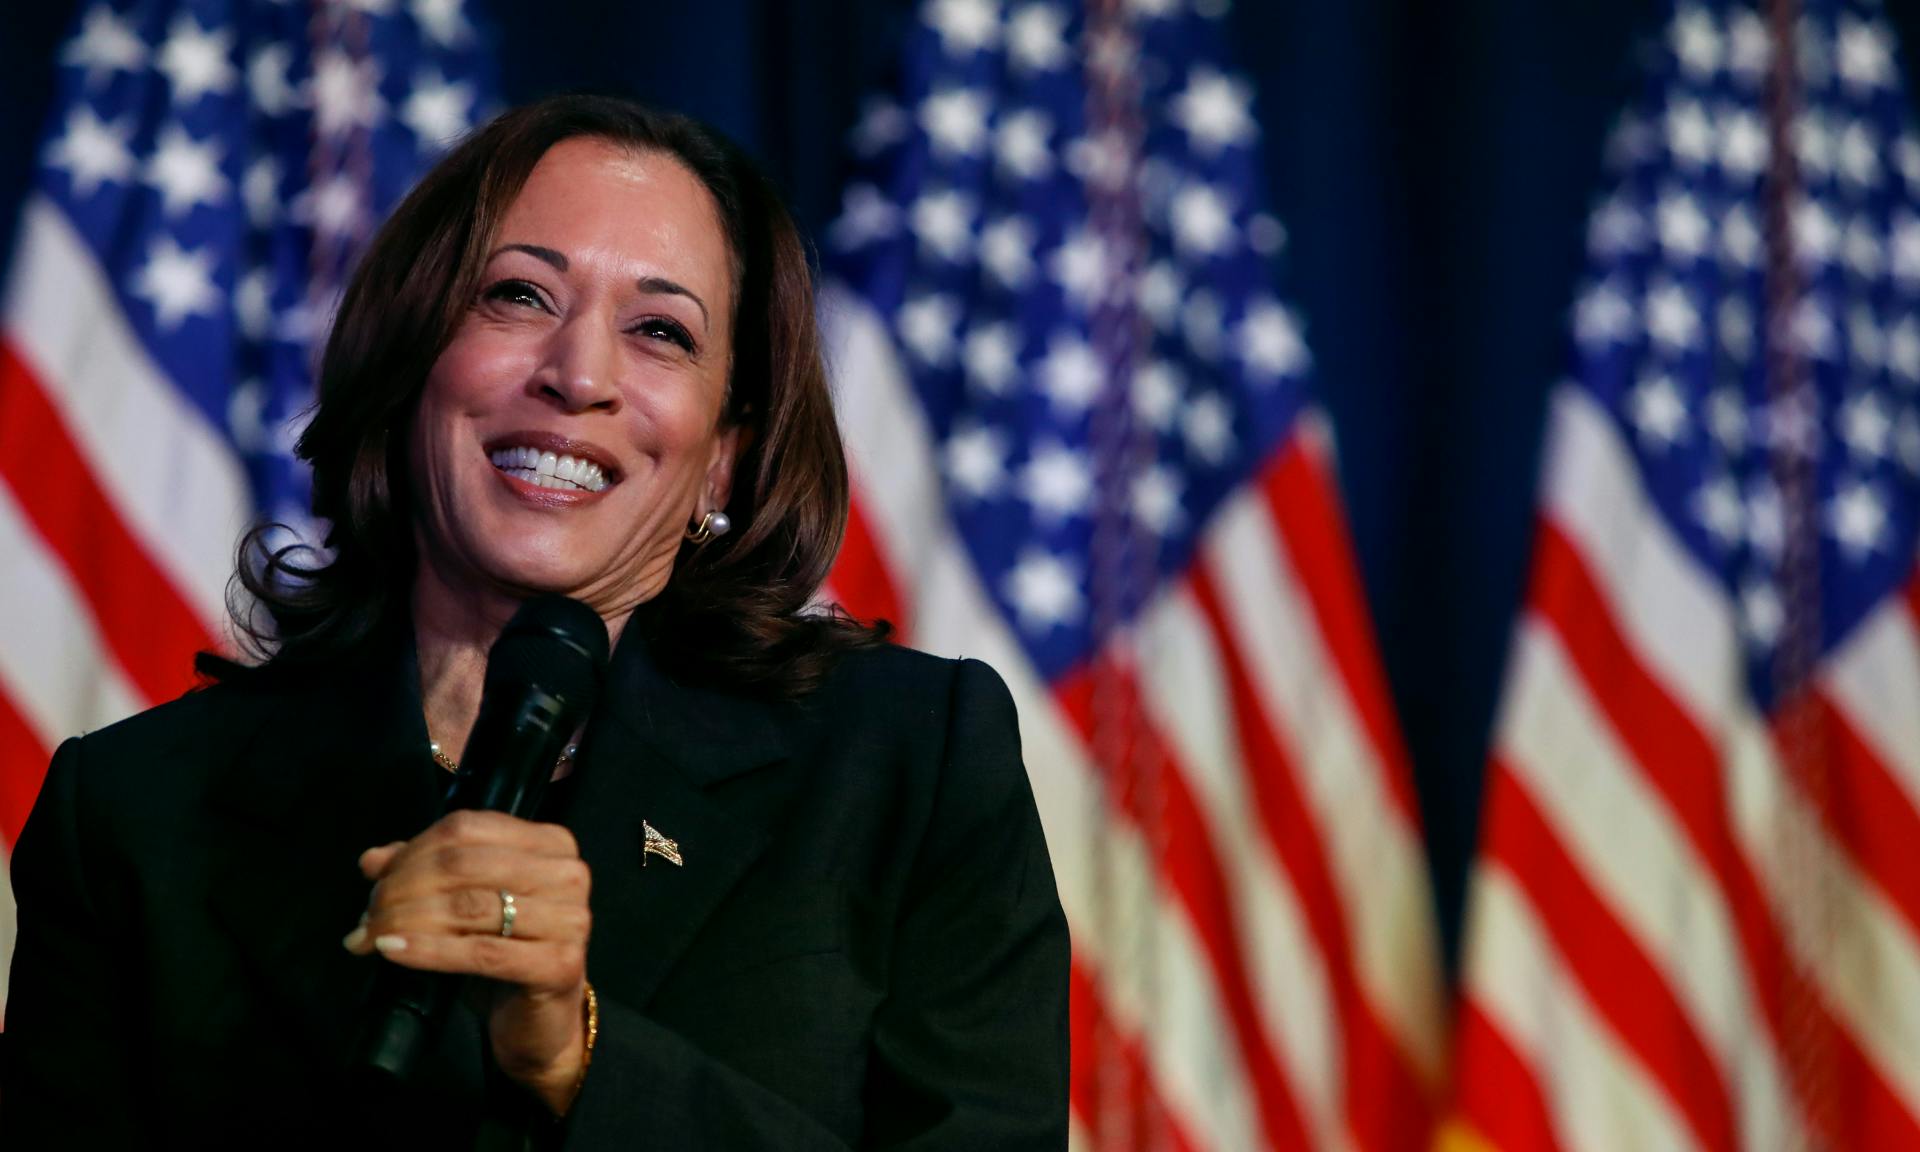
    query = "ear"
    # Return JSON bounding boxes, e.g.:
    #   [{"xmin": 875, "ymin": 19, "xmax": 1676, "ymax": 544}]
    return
[{"xmin": 703, "ymin": 421, "xmax": 752, "ymax": 512}]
